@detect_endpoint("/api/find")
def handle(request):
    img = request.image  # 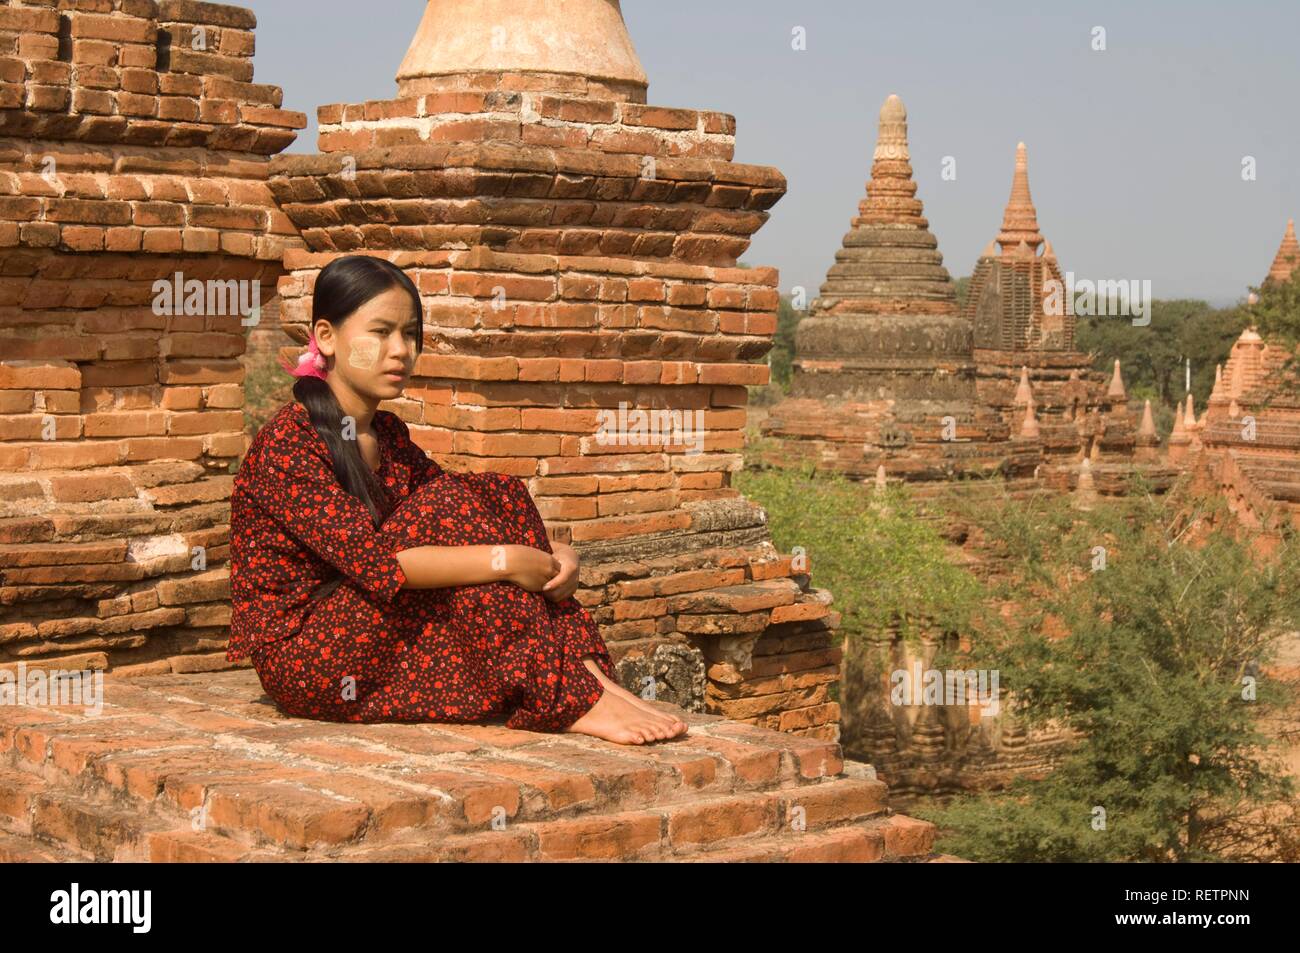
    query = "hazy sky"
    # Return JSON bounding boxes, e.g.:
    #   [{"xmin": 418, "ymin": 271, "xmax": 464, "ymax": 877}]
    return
[{"xmin": 247, "ymin": 1, "xmax": 1299, "ymax": 308}]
